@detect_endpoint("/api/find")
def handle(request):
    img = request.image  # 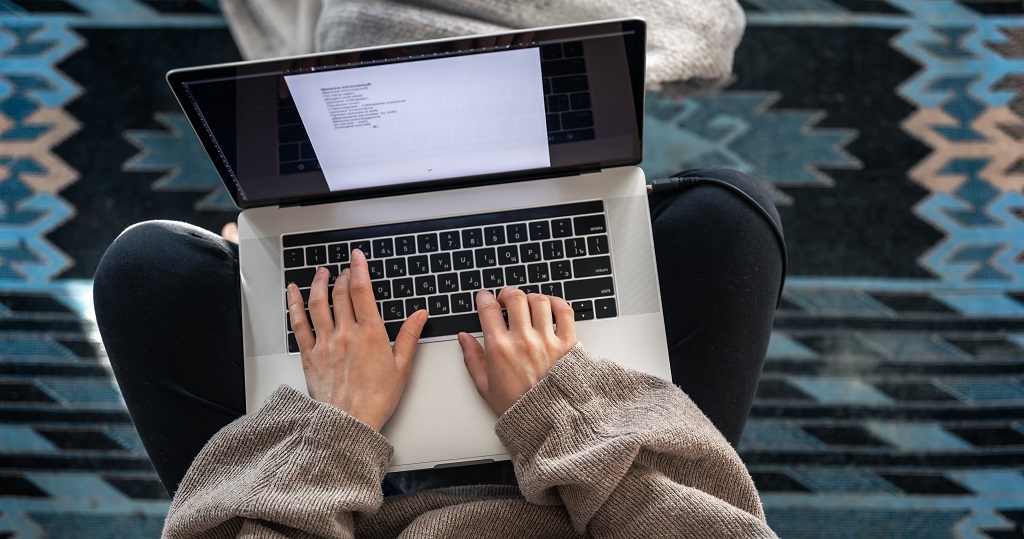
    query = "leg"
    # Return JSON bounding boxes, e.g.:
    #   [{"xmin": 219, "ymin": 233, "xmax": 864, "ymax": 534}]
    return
[
  {"xmin": 648, "ymin": 168, "xmax": 785, "ymax": 446},
  {"xmin": 94, "ymin": 221, "xmax": 245, "ymax": 494}
]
